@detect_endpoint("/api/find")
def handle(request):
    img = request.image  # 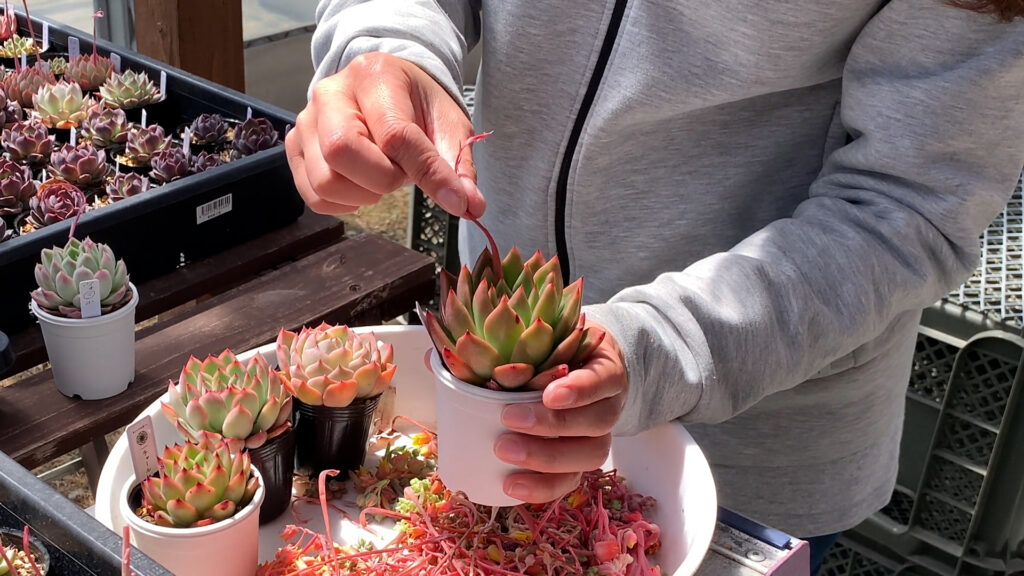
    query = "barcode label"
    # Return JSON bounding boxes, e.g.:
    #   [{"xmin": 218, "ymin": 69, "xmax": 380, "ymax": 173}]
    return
[{"xmin": 196, "ymin": 194, "xmax": 232, "ymax": 224}]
